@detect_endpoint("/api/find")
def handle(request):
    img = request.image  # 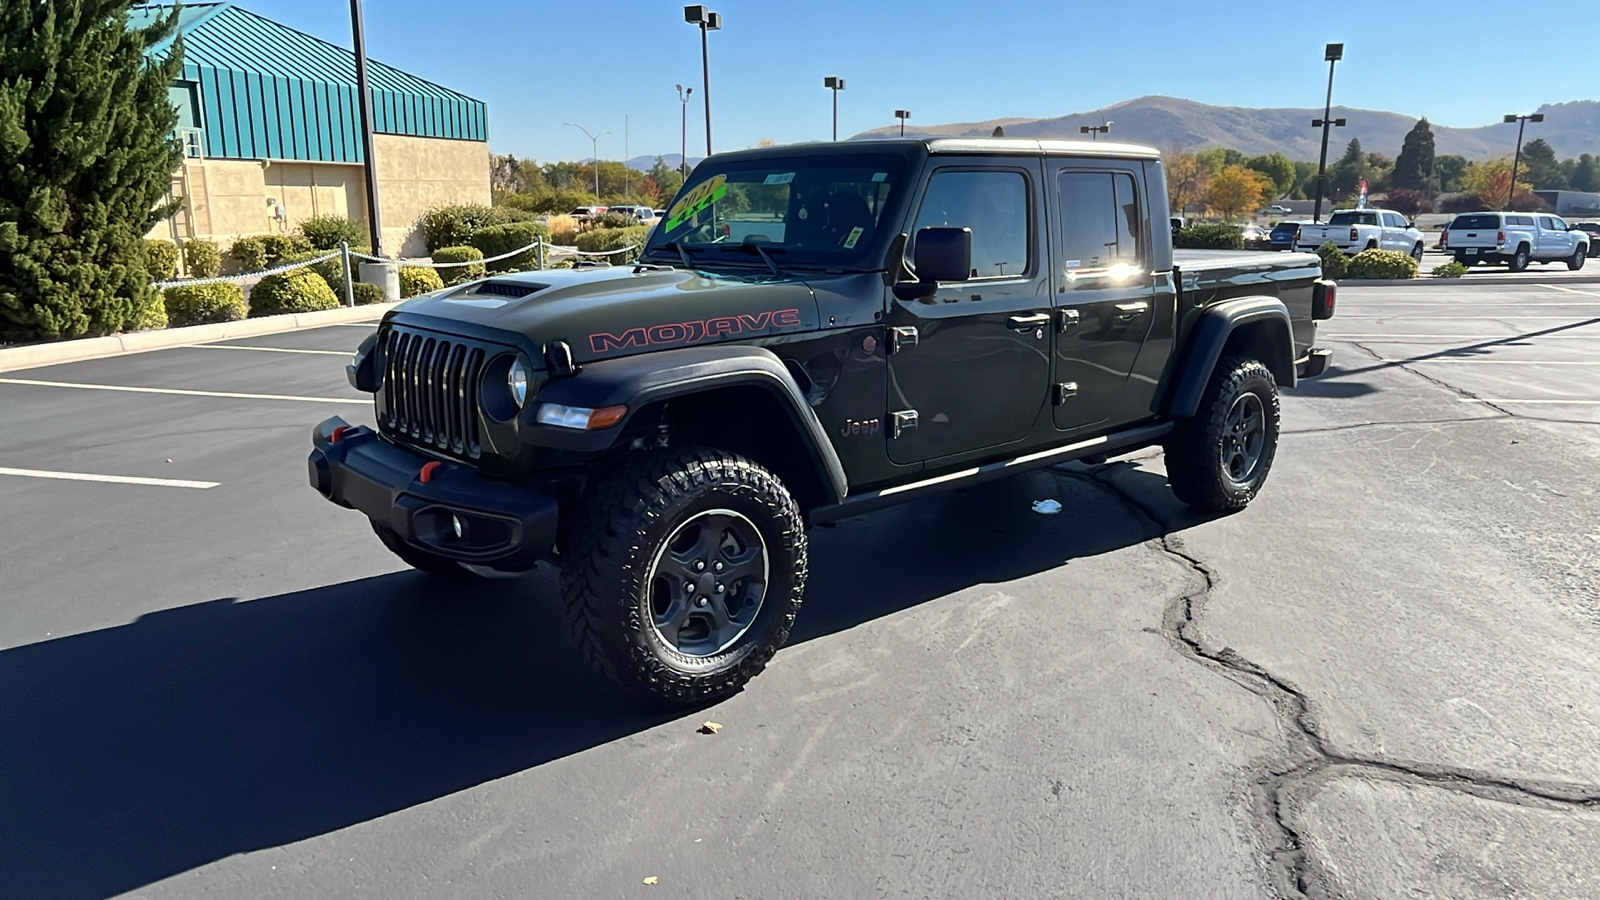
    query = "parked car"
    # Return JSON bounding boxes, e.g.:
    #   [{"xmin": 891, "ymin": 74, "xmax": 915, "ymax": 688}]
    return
[
  {"xmin": 1573, "ymin": 222, "xmax": 1600, "ymax": 258},
  {"xmin": 569, "ymin": 206, "xmax": 608, "ymax": 222},
  {"xmin": 1436, "ymin": 218, "xmax": 1453, "ymax": 249},
  {"xmin": 1267, "ymin": 205, "xmax": 1294, "ymax": 215},
  {"xmin": 1170, "ymin": 216, "xmax": 1183, "ymax": 239},
  {"xmin": 1268, "ymin": 221, "xmax": 1304, "ymax": 251},
  {"xmin": 1446, "ymin": 212, "xmax": 1590, "ymax": 271},
  {"xmin": 1296, "ymin": 209, "xmax": 1425, "ymax": 259},
  {"xmin": 1239, "ymin": 223, "xmax": 1270, "ymax": 249},
  {"xmin": 607, "ymin": 205, "xmax": 656, "ymax": 222}
]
